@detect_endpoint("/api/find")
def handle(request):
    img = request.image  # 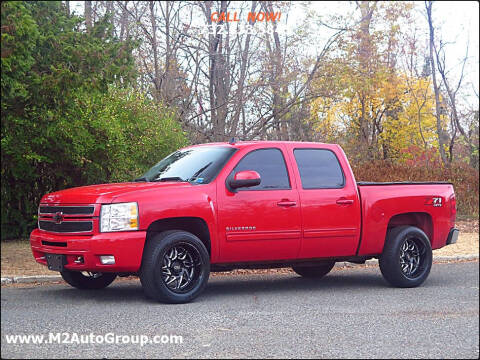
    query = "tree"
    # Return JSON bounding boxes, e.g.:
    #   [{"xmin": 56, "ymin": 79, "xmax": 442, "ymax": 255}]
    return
[
  {"xmin": 85, "ymin": 0, "xmax": 92, "ymax": 31},
  {"xmin": 1, "ymin": 1, "xmax": 185, "ymax": 239},
  {"xmin": 432, "ymin": 21, "xmax": 477, "ymax": 166},
  {"xmin": 425, "ymin": 0, "xmax": 449, "ymax": 166},
  {"xmin": 309, "ymin": 1, "xmax": 416, "ymax": 162}
]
